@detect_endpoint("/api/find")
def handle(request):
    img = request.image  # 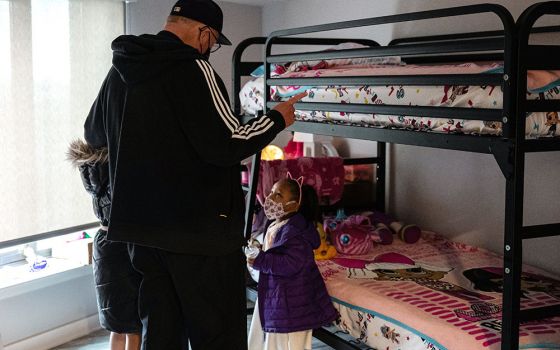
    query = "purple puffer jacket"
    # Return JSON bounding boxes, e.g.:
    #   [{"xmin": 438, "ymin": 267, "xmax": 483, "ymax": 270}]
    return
[{"xmin": 252, "ymin": 213, "xmax": 338, "ymax": 333}]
